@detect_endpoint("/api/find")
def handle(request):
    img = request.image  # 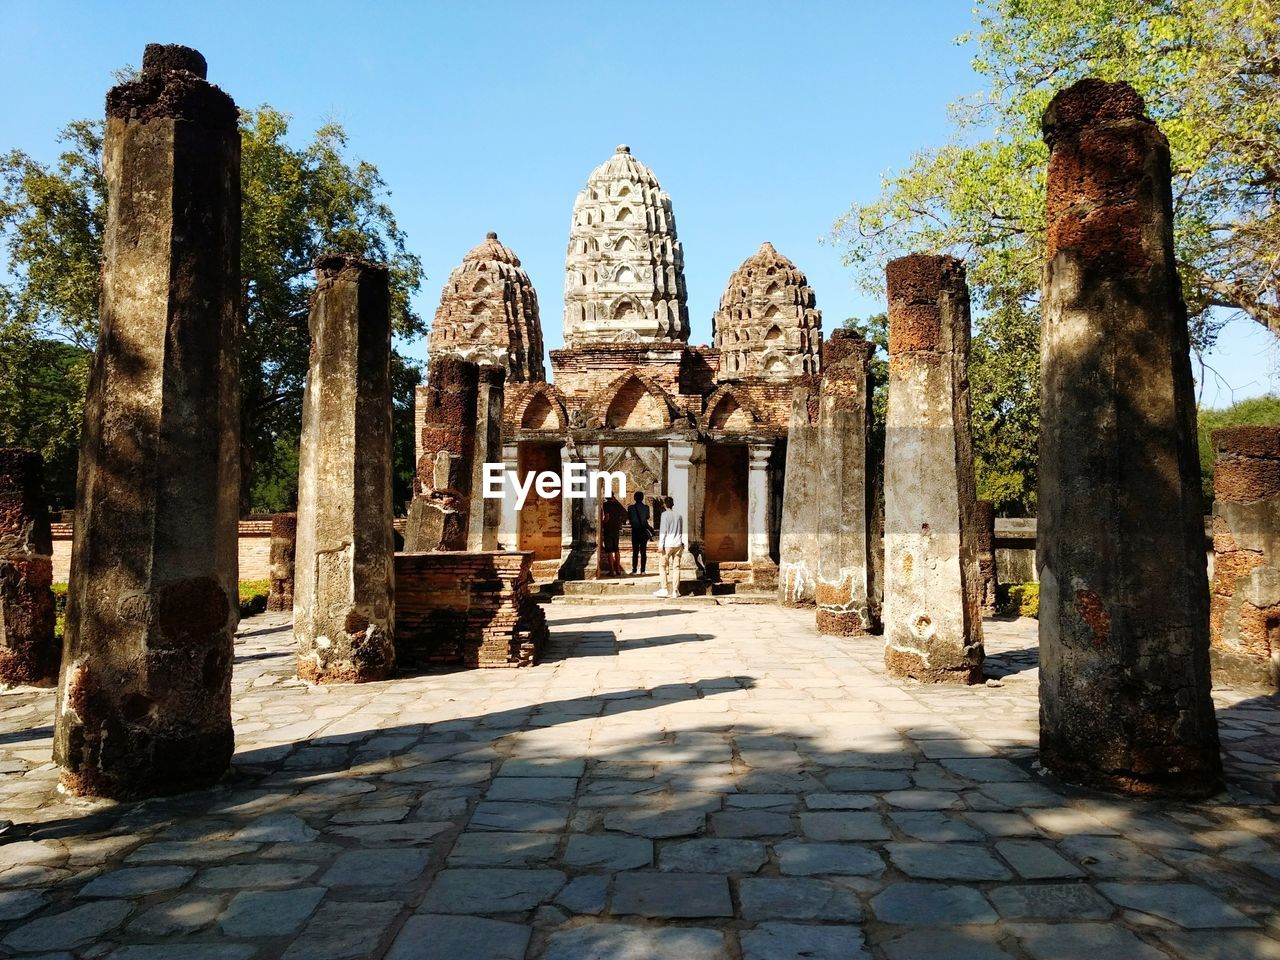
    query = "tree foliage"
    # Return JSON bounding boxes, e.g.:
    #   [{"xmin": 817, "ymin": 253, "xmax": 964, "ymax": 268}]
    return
[
  {"xmin": 1, "ymin": 105, "xmax": 425, "ymax": 512},
  {"xmin": 836, "ymin": 0, "xmax": 1280, "ymax": 339},
  {"xmin": 834, "ymin": 0, "xmax": 1280, "ymax": 513}
]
